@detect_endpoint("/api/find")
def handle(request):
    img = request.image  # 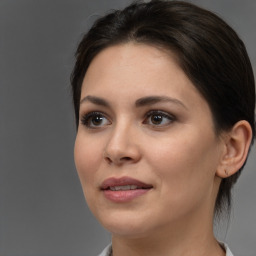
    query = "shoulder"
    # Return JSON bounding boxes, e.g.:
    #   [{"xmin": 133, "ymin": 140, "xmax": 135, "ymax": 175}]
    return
[{"xmin": 97, "ymin": 244, "xmax": 112, "ymax": 256}]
